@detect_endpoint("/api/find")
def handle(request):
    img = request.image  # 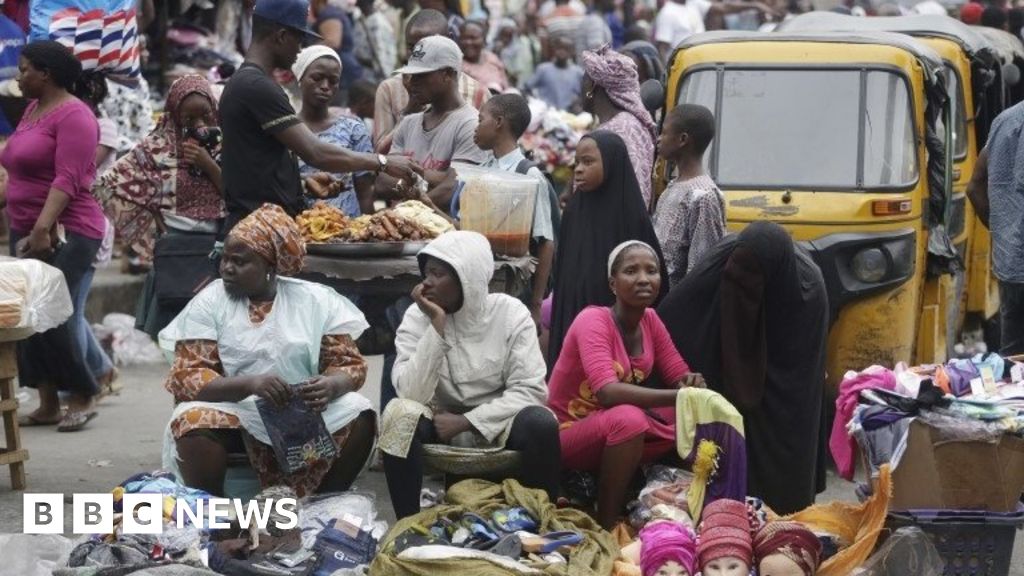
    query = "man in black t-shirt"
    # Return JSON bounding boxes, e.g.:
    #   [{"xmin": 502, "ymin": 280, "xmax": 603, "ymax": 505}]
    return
[{"xmin": 220, "ymin": 0, "xmax": 419, "ymax": 232}]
